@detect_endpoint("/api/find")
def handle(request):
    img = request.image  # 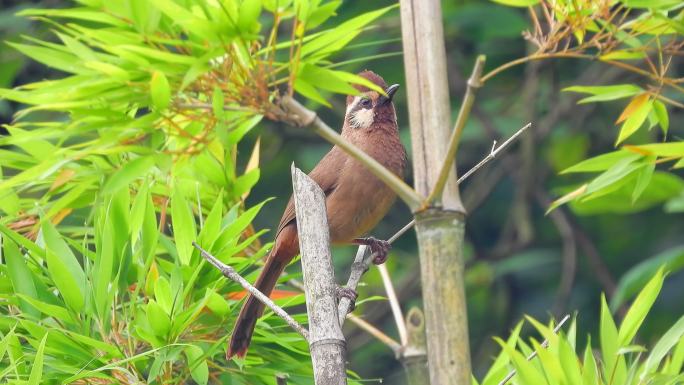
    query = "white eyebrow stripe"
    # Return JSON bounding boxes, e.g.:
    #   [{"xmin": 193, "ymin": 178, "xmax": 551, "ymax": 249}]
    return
[{"xmin": 346, "ymin": 96, "xmax": 362, "ymax": 114}]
